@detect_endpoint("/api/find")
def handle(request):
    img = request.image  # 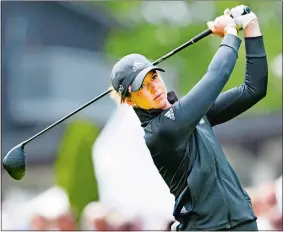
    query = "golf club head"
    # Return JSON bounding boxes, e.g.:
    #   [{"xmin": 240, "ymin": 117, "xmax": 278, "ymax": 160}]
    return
[{"xmin": 2, "ymin": 143, "xmax": 26, "ymax": 180}]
